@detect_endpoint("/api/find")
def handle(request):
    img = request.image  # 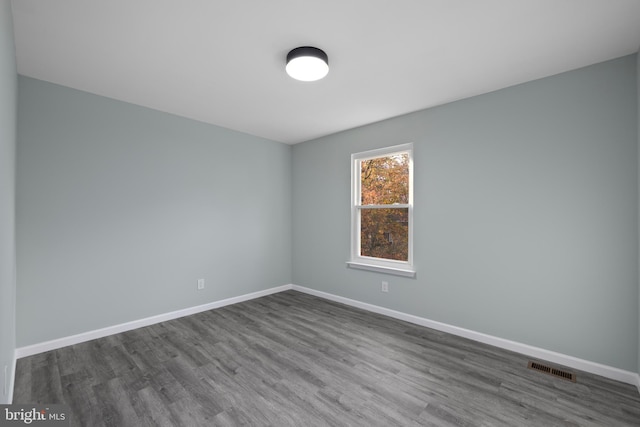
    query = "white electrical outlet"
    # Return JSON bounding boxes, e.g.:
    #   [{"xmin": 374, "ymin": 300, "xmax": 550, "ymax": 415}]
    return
[
  {"xmin": 381, "ymin": 281, "xmax": 389, "ymax": 292},
  {"xmin": 197, "ymin": 279, "xmax": 205, "ymax": 290}
]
